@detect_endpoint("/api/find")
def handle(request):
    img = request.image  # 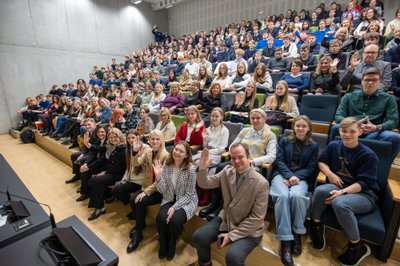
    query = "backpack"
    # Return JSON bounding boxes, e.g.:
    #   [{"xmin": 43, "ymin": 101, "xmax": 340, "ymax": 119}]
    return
[{"xmin": 20, "ymin": 128, "xmax": 35, "ymax": 143}]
